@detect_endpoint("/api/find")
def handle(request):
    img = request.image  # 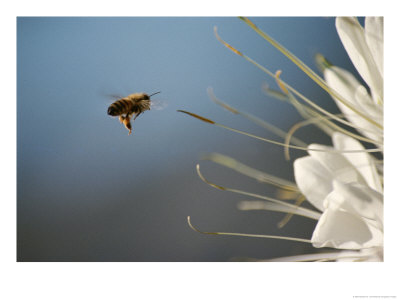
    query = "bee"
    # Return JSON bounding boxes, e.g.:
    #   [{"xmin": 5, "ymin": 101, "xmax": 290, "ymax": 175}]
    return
[{"xmin": 107, "ymin": 91, "xmax": 161, "ymax": 135}]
